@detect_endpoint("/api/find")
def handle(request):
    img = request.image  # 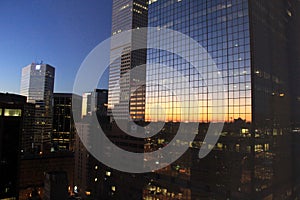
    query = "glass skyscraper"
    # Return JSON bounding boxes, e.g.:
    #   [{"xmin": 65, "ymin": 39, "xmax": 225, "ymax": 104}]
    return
[
  {"xmin": 104, "ymin": 0, "xmax": 300, "ymax": 199},
  {"xmin": 143, "ymin": 0, "xmax": 300, "ymax": 199},
  {"xmin": 20, "ymin": 63, "xmax": 55, "ymax": 153}
]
